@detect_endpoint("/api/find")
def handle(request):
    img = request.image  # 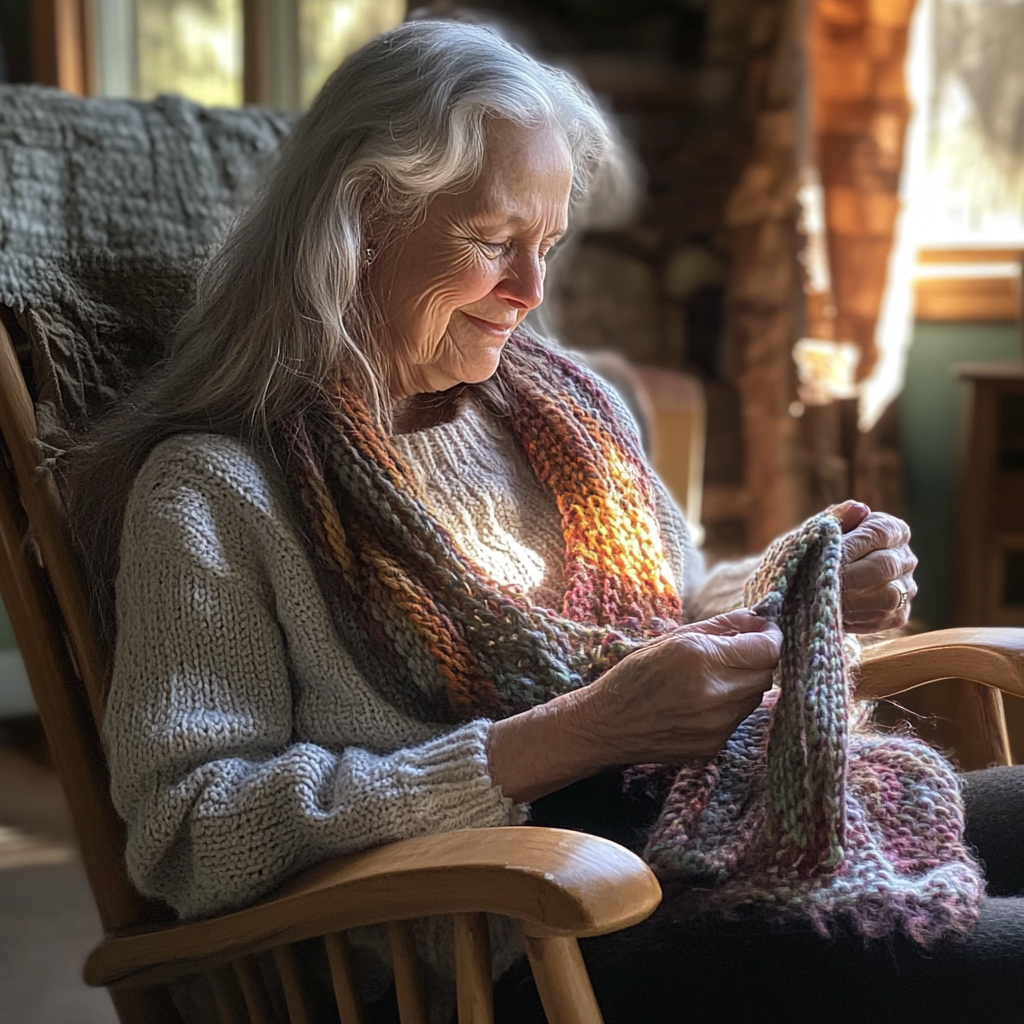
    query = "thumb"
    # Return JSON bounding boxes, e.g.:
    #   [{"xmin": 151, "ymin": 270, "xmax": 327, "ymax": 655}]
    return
[
  {"xmin": 829, "ymin": 500, "xmax": 870, "ymax": 534},
  {"xmin": 704, "ymin": 623, "xmax": 783, "ymax": 670}
]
